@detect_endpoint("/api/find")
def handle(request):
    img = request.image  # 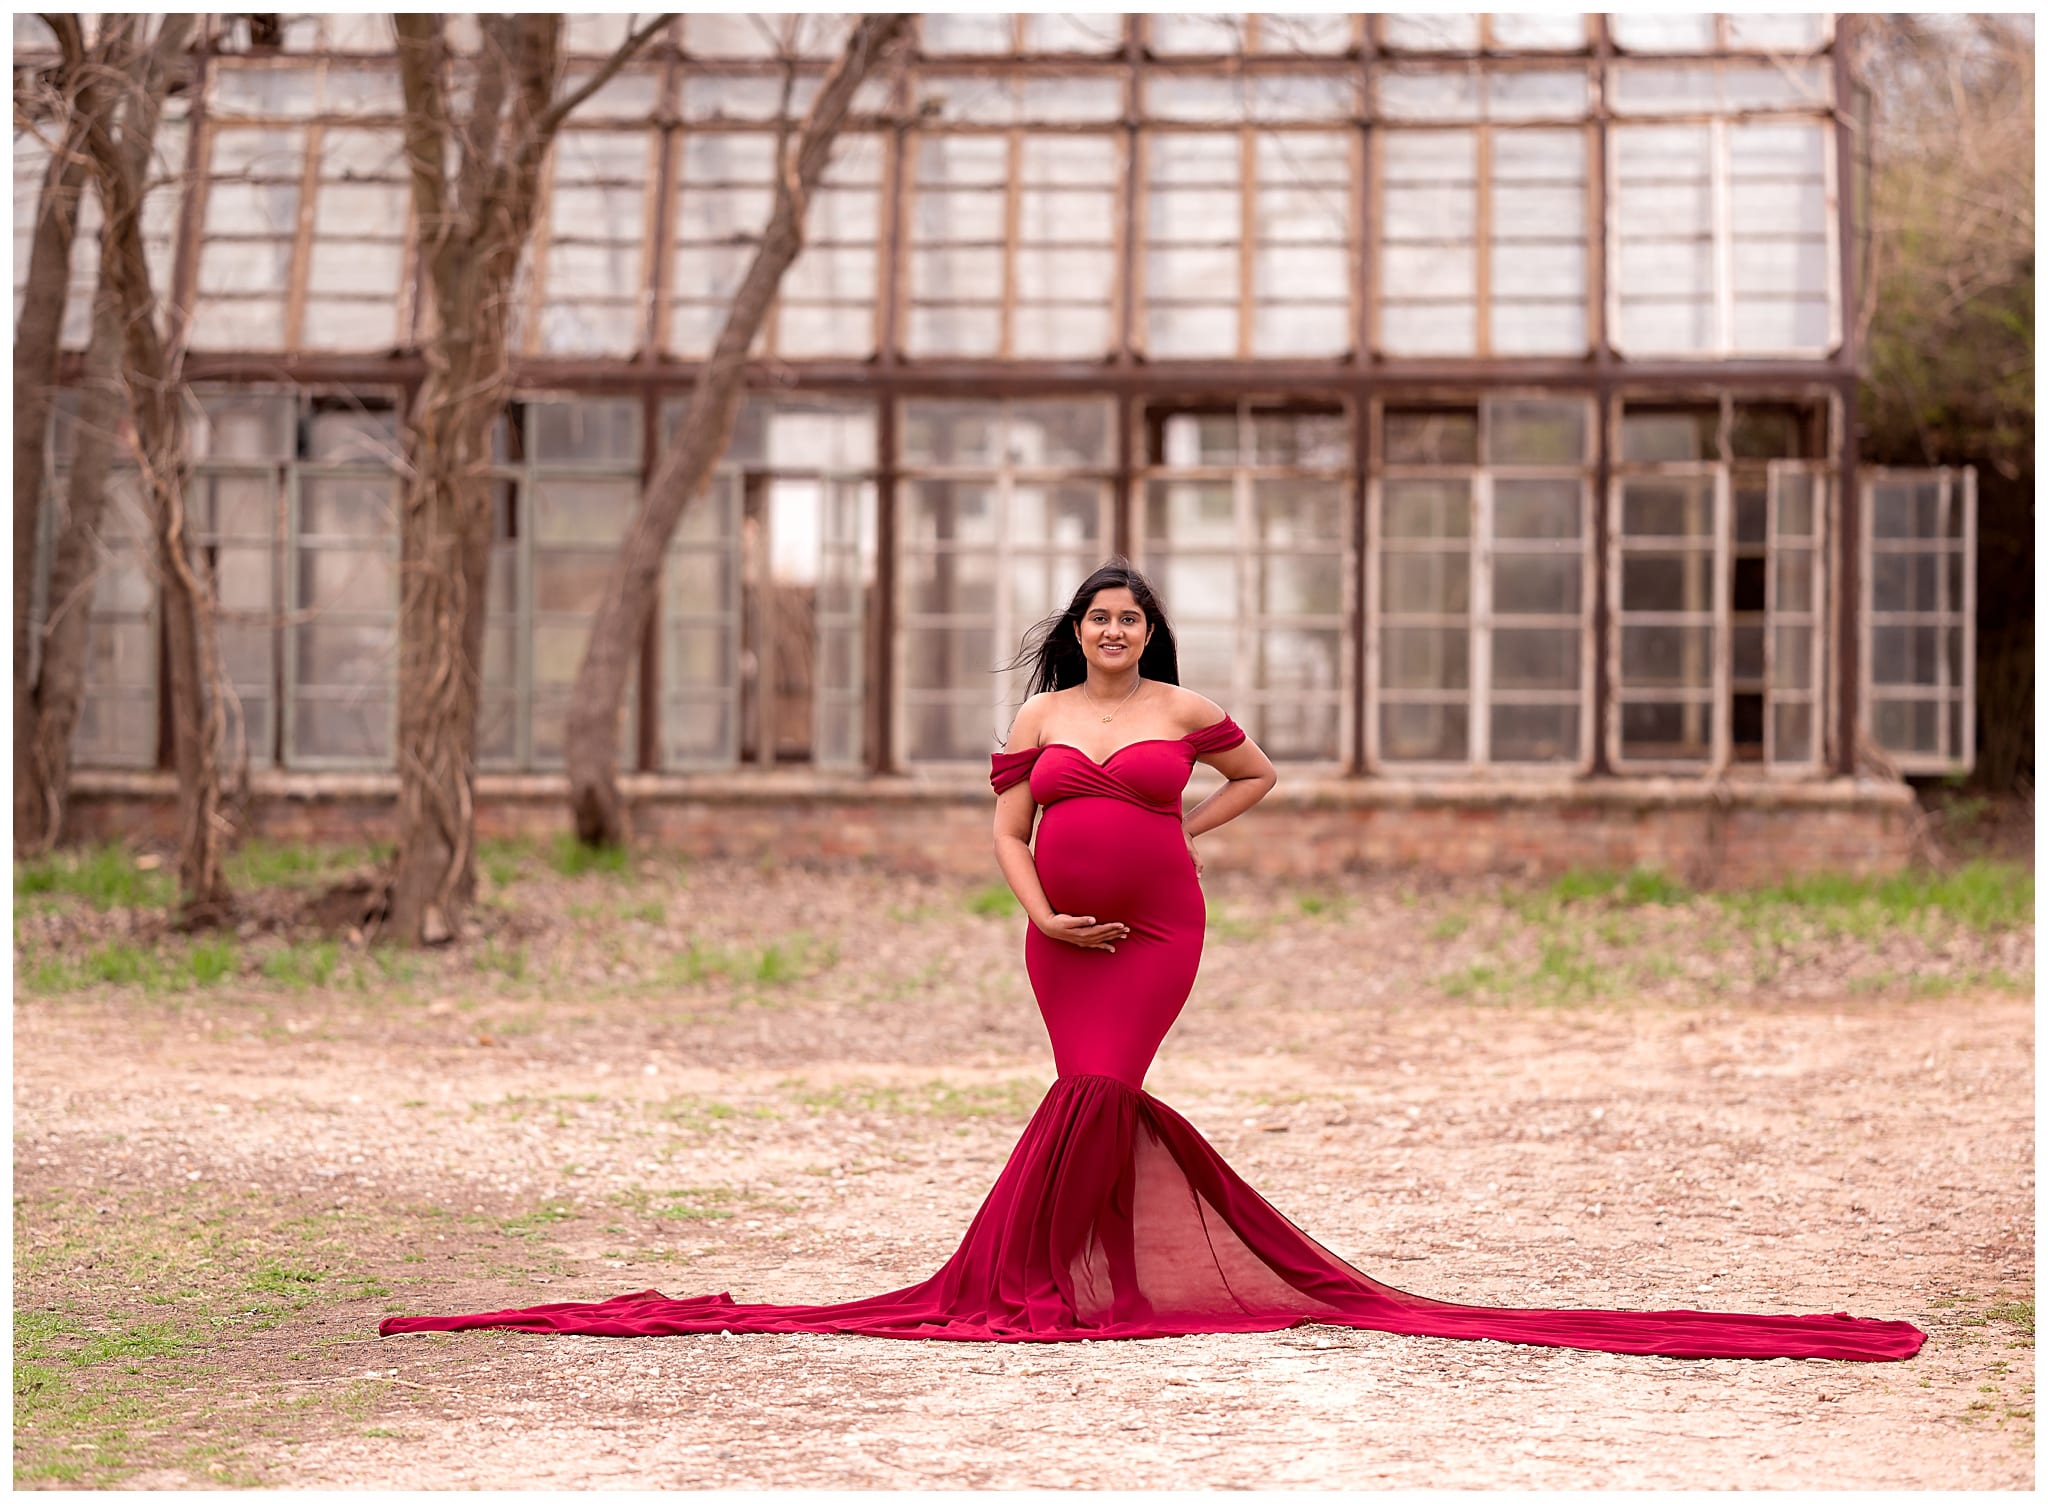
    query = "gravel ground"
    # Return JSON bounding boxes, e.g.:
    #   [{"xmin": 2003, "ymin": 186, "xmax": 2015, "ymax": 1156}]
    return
[{"xmin": 12, "ymin": 858, "xmax": 2036, "ymax": 1488}]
